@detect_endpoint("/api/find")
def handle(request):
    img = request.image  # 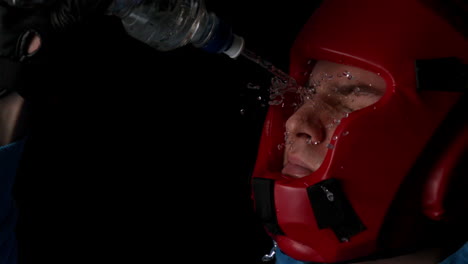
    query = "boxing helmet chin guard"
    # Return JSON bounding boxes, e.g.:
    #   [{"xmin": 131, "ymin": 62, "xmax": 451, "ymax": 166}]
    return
[{"xmin": 251, "ymin": 0, "xmax": 467, "ymax": 262}]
